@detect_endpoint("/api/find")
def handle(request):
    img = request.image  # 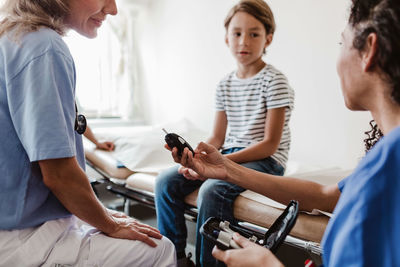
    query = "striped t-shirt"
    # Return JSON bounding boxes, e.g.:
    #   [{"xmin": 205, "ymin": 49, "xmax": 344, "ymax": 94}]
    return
[{"xmin": 215, "ymin": 64, "xmax": 294, "ymax": 168}]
